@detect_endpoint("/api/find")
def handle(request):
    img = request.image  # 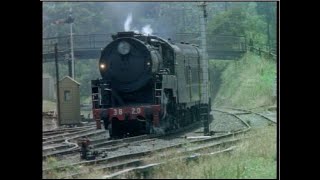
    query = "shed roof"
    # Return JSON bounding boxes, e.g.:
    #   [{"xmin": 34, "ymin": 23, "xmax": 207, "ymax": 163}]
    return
[{"xmin": 59, "ymin": 76, "xmax": 81, "ymax": 85}]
